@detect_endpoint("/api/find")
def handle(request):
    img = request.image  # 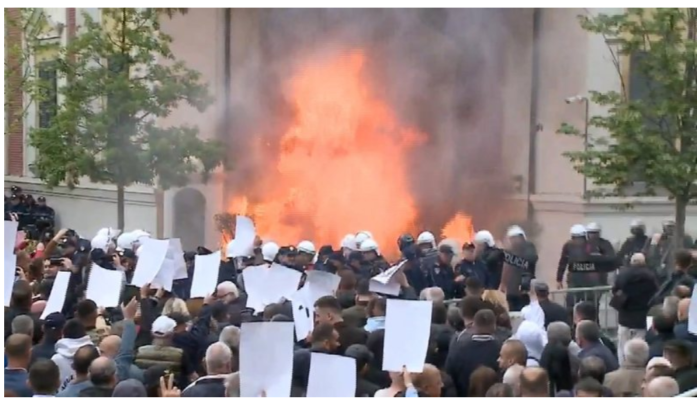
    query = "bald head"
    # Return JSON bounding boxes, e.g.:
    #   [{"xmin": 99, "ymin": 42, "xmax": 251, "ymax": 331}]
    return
[
  {"xmin": 520, "ymin": 367, "xmax": 549, "ymax": 397},
  {"xmin": 205, "ymin": 342, "xmax": 233, "ymax": 375},
  {"xmin": 630, "ymin": 253, "xmax": 645, "ymax": 266},
  {"xmin": 411, "ymin": 364, "xmax": 442, "ymax": 398},
  {"xmin": 98, "ymin": 335, "xmax": 121, "ymax": 358},
  {"xmin": 645, "ymin": 376, "xmax": 679, "ymax": 397},
  {"xmin": 89, "ymin": 357, "xmax": 117, "ymax": 387},
  {"xmin": 678, "ymin": 299, "xmax": 690, "ymax": 321}
]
